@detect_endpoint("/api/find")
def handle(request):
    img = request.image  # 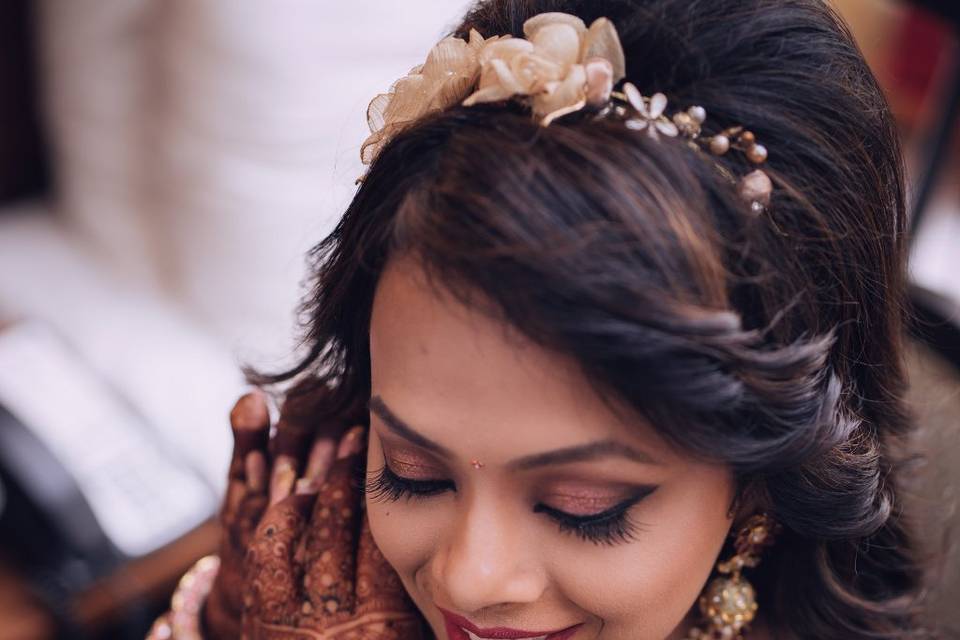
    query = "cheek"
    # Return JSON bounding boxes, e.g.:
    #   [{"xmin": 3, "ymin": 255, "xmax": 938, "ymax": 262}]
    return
[
  {"xmin": 366, "ymin": 492, "xmax": 437, "ymax": 573},
  {"xmin": 549, "ymin": 470, "xmax": 734, "ymax": 639},
  {"xmin": 364, "ymin": 439, "xmax": 438, "ymax": 588},
  {"xmin": 365, "ymin": 475, "xmax": 447, "ymax": 629}
]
